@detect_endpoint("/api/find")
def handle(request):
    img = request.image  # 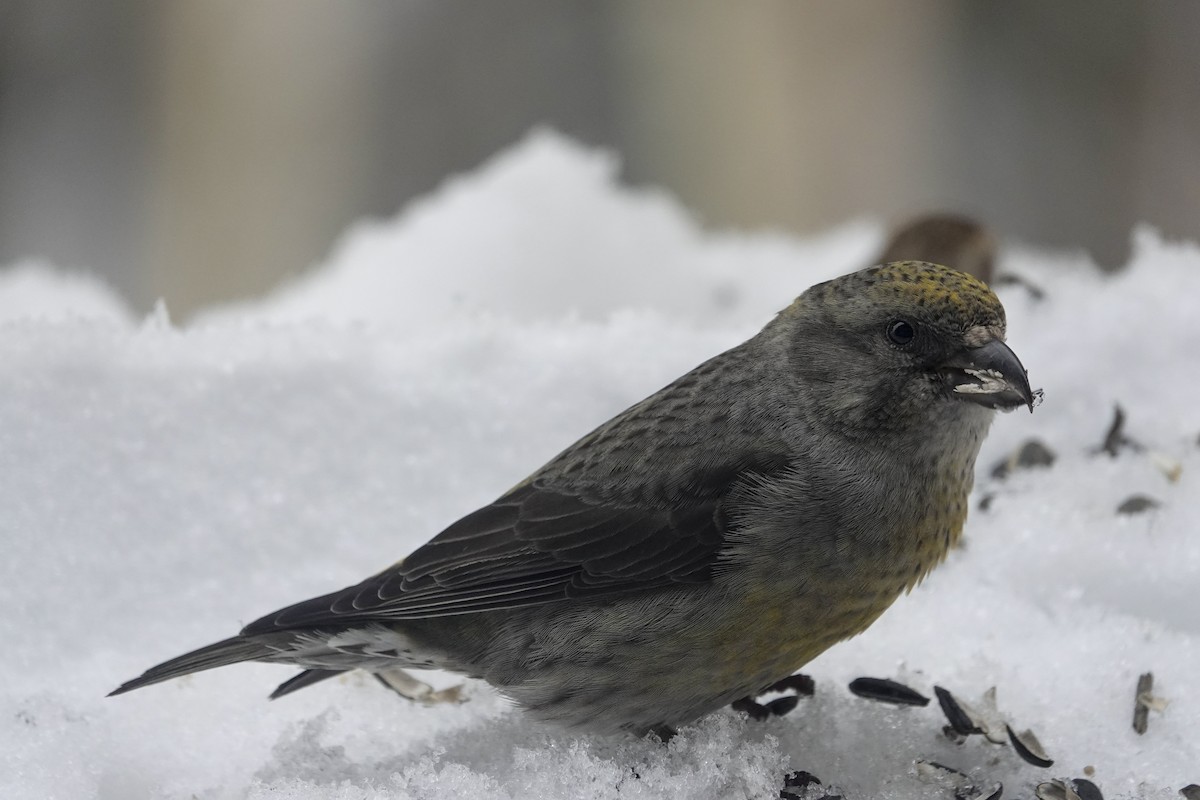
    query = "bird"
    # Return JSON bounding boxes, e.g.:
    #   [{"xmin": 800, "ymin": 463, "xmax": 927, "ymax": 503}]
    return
[
  {"xmin": 110, "ymin": 260, "xmax": 1036, "ymax": 737},
  {"xmin": 877, "ymin": 214, "xmax": 996, "ymax": 285}
]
